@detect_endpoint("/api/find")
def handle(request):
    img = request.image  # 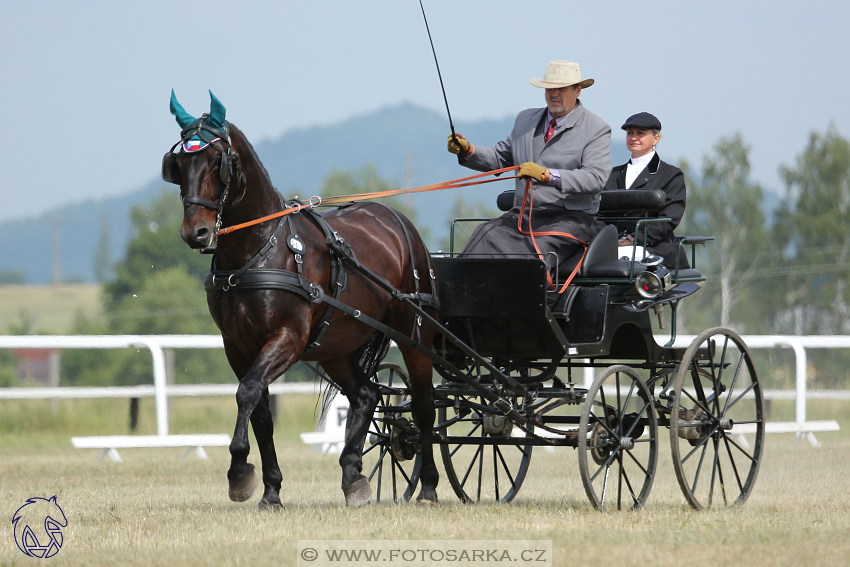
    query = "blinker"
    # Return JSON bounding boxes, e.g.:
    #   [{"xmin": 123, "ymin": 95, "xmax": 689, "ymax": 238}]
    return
[{"xmin": 162, "ymin": 152, "xmax": 180, "ymax": 184}]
